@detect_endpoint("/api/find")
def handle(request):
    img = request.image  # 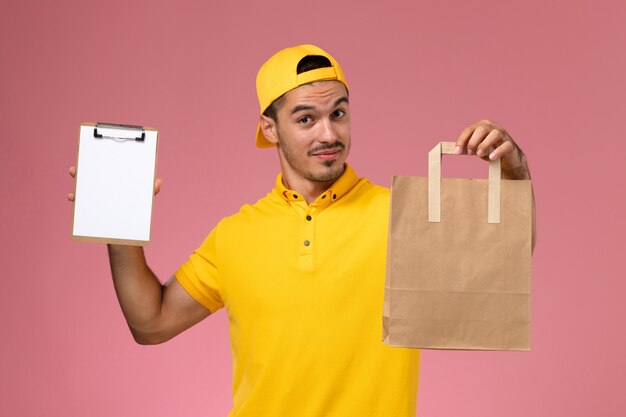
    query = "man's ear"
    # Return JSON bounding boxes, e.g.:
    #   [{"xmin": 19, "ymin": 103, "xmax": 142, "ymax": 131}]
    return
[{"xmin": 260, "ymin": 114, "xmax": 279, "ymax": 145}]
